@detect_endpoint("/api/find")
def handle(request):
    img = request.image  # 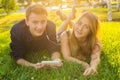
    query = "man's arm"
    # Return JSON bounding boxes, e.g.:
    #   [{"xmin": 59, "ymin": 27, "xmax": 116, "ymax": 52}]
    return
[
  {"xmin": 46, "ymin": 20, "xmax": 61, "ymax": 60},
  {"xmin": 46, "ymin": 21, "xmax": 62, "ymax": 67},
  {"xmin": 17, "ymin": 58, "xmax": 34, "ymax": 67},
  {"xmin": 17, "ymin": 58, "xmax": 46, "ymax": 69},
  {"xmin": 10, "ymin": 23, "xmax": 46, "ymax": 69}
]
